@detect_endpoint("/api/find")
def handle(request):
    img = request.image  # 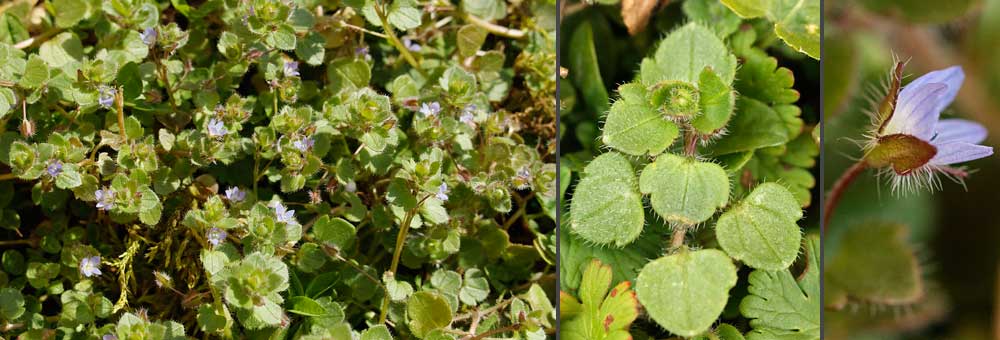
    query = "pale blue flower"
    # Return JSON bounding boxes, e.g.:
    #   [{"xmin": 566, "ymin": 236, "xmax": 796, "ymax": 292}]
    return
[
  {"xmin": 460, "ymin": 104, "xmax": 476, "ymax": 125},
  {"xmin": 270, "ymin": 201, "xmax": 297, "ymax": 225},
  {"xmin": 403, "ymin": 38, "xmax": 421, "ymax": 52},
  {"xmin": 46, "ymin": 161, "xmax": 62, "ymax": 177},
  {"xmin": 79, "ymin": 256, "xmax": 102, "ymax": 277},
  {"xmin": 435, "ymin": 183, "xmax": 448, "ymax": 201},
  {"xmin": 103, "ymin": 334, "xmax": 118, "ymax": 340},
  {"xmin": 293, "ymin": 137, "xmax": 314, "ymax": 152},
  {"xmin": 284, "ymin": 61, "xmax": 300, "ymax": 77},
  {"xmin": 419, "ymin": 102, "xmax": 441, "ymax": 118},
  {"xmin": 95, "ymin": 188, "xmax": 115, "ymax": 211},
  {"xmin": 206, "ymin": 227, "xmax": 227, "ymax": 246},
  {"xmin": 207, "ymin": 118, "xmax": 228, "ymax": 137},
  {"xmin": 344, "ymin": 181, "xmax": 357, "ymax": 193},
  {"xmin": 355, "ymin": 46, "xmax": 370, "ymax": 60},
  {"xmin": 225, "ymin": 187, "xmax": 246, "ymax": 202},
  {"xmin": 98, "ymin": 86, "xmax": 115, "ymax": 108},
  {"xmin": 140, "ymin": 27, "xmax": 157, "ymax": 46},
  {"xmin": 876, "ymin": 66, "xmax": 993, "ymax": 191},
  {"xmin": 516, "ymin": 166, "xmax": 531, "ymax": 181}
]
